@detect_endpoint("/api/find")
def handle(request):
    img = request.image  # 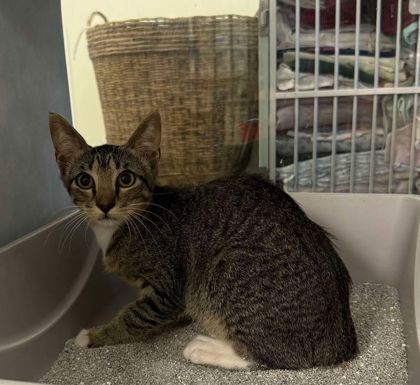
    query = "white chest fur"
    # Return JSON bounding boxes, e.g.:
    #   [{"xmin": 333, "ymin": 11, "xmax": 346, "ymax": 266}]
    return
[{"xmin": 91, "ymin": 222, "xmax": 119, "ymax": 257}]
